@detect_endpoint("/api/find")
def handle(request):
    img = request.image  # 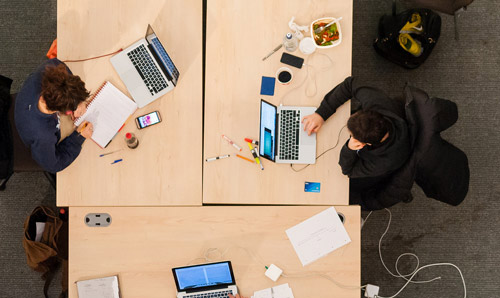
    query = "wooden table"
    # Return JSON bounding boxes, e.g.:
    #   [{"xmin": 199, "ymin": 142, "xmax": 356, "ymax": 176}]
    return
[
  {"xmin": 69, "ymin": 206, "xmax": 360, "ymax": 298},
  {"xmin": 204, "ymin": 0, "xmax": 353, "ymax": 205},
  {"xmin": 56, "ymin": 0, "xmax": 203, "ymax": 206}
]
